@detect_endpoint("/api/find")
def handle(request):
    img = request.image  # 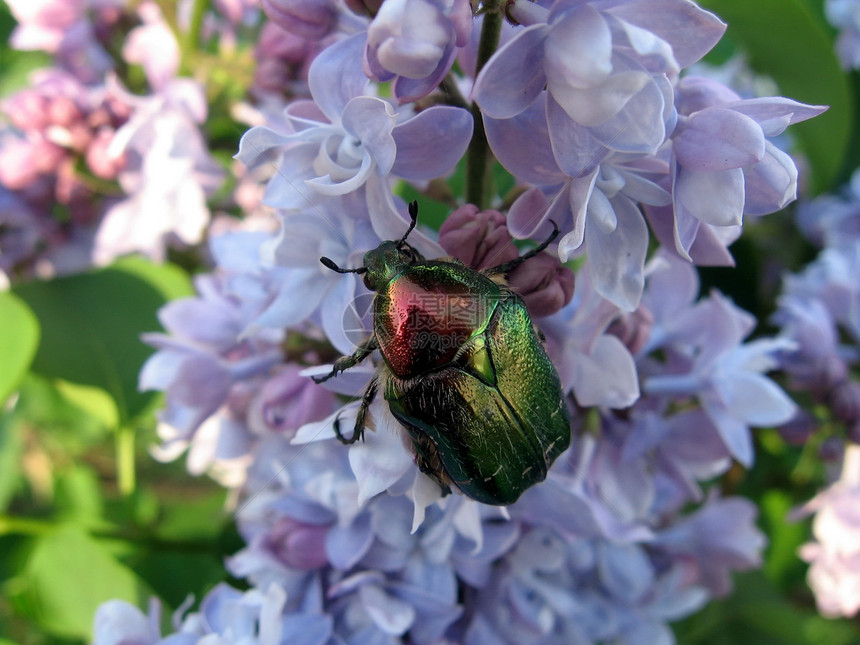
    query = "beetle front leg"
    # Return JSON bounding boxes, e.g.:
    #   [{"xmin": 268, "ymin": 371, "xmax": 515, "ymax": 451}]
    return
[
  {"xmin": 334, "ymin": 376, "xmax": 378, "ymax": 444},
  {"xmin": 312, "ymin": 336, "xmax": 378, "ymax": 384}
]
